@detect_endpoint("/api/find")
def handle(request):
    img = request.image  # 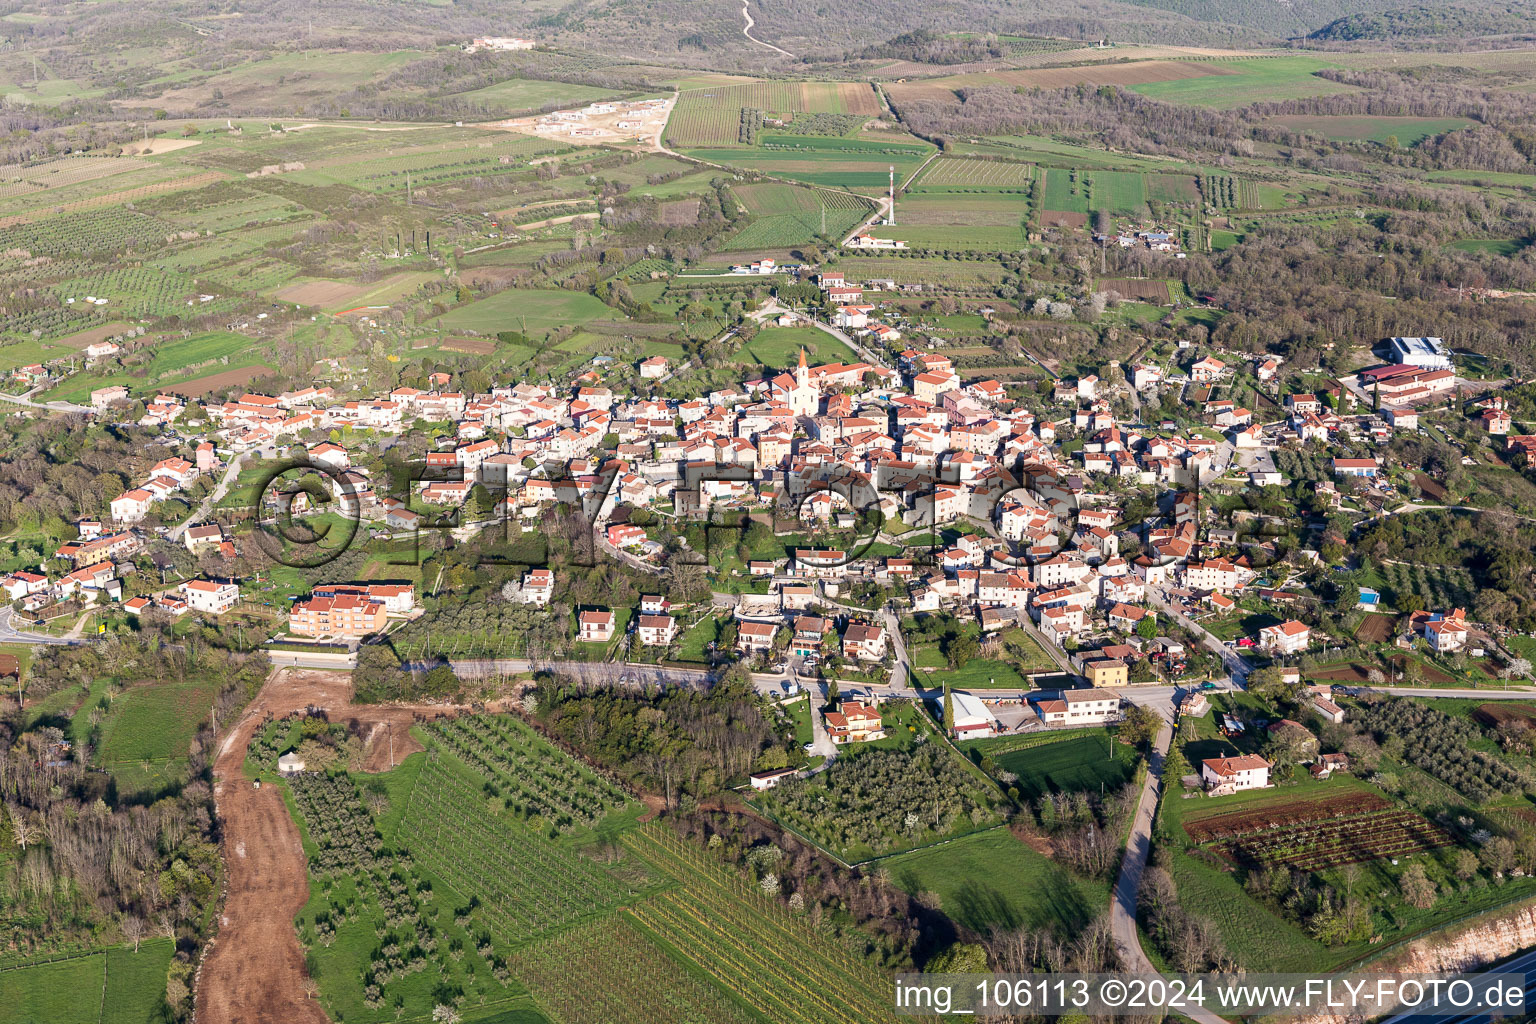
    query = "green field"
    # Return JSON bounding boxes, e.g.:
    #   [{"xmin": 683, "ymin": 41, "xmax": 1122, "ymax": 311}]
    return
[
  {"xmin": 1450, "ymin": 238, "xmax": 1526, "ymax": 255},
  {"xmin": 724, "ymin": 181, "xmax": 870, "ymax": 247},
  {"xmin": 96, "ymin": 676, "xmax": 220, "ymax": 769},
  {"xmin": 435, "ymin": 289, "xmax": 627, "ymax": 335},
  {"xmin": 741, "ymin": 326, "xmax": 852, "ymax": 367},
  {"xmin": 1090, "ymin": 170, "xmax": 1147, "ymax": 214},
  {"xmin": 686, "ymin": 136, "xmax": 931, "ymax": 191},
  {"xmin": 883, "ymin": 192, "xmax": 1029, "ymax": 251},
  {"xmin": 1129, "ymin": 57, "xmax": 1357, "ymax": 109},
  {"xmin": 1, "ymin": 940, "xmax": 174, "ymax": 1024},
  {"xmin": 39, "ymin": 330, "xmax": 275, "ymax": 402},
  {"xmin": 1269, "ymin": 114, "xmax": 1473, "ymax": 146},
  {"xmin": 963, "ymin": 729, "xmax": 1139, "ymax": 800},
  {"xmin": 1041, "ymin": 168, "xmax": 1090, "ymax": 212},
  {"xmin": 882, "ymin": 828, "xmax": 1105, "ymax": 935}
]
